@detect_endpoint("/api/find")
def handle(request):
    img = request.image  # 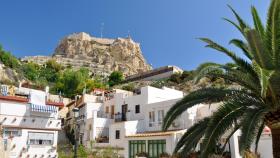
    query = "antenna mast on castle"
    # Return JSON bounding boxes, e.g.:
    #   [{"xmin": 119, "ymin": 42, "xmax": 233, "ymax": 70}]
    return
[
  {"xmin": 100, "ymin": 23, "xmax": 104, "ymax": 38},
  {"xmin": 127, "ymin": 30, "xmax": 131, "ymax": 38}
]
